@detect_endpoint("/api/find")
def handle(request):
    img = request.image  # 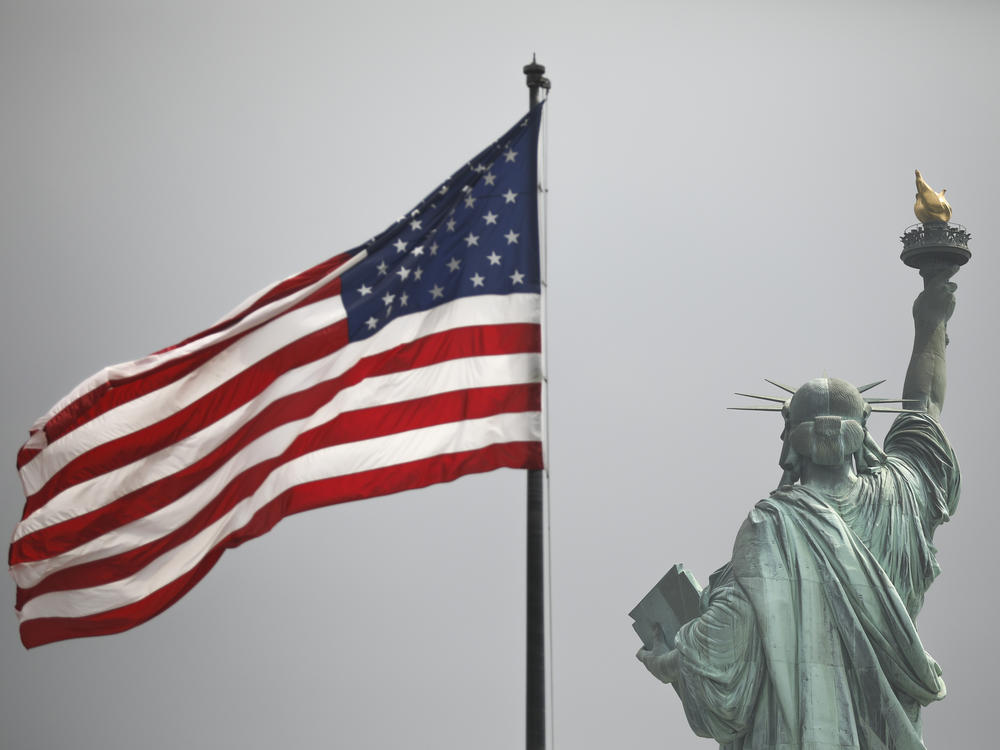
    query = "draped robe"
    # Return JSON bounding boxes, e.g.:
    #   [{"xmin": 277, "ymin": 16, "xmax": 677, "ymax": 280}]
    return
[{"xmin": 672, "ymin": 414, "xmax": 960, "ymax": 749}]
